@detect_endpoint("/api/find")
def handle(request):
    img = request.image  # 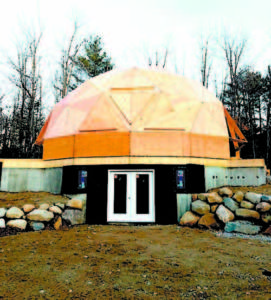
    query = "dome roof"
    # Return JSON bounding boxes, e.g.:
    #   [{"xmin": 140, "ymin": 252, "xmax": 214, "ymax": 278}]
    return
[
  {"xmin": 37, "ymin": 67, "xmax": 246, "ymax": 161},
  {"xmin": 37, "ymin": 67, "xmax": 228, "ymax": 142}
]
